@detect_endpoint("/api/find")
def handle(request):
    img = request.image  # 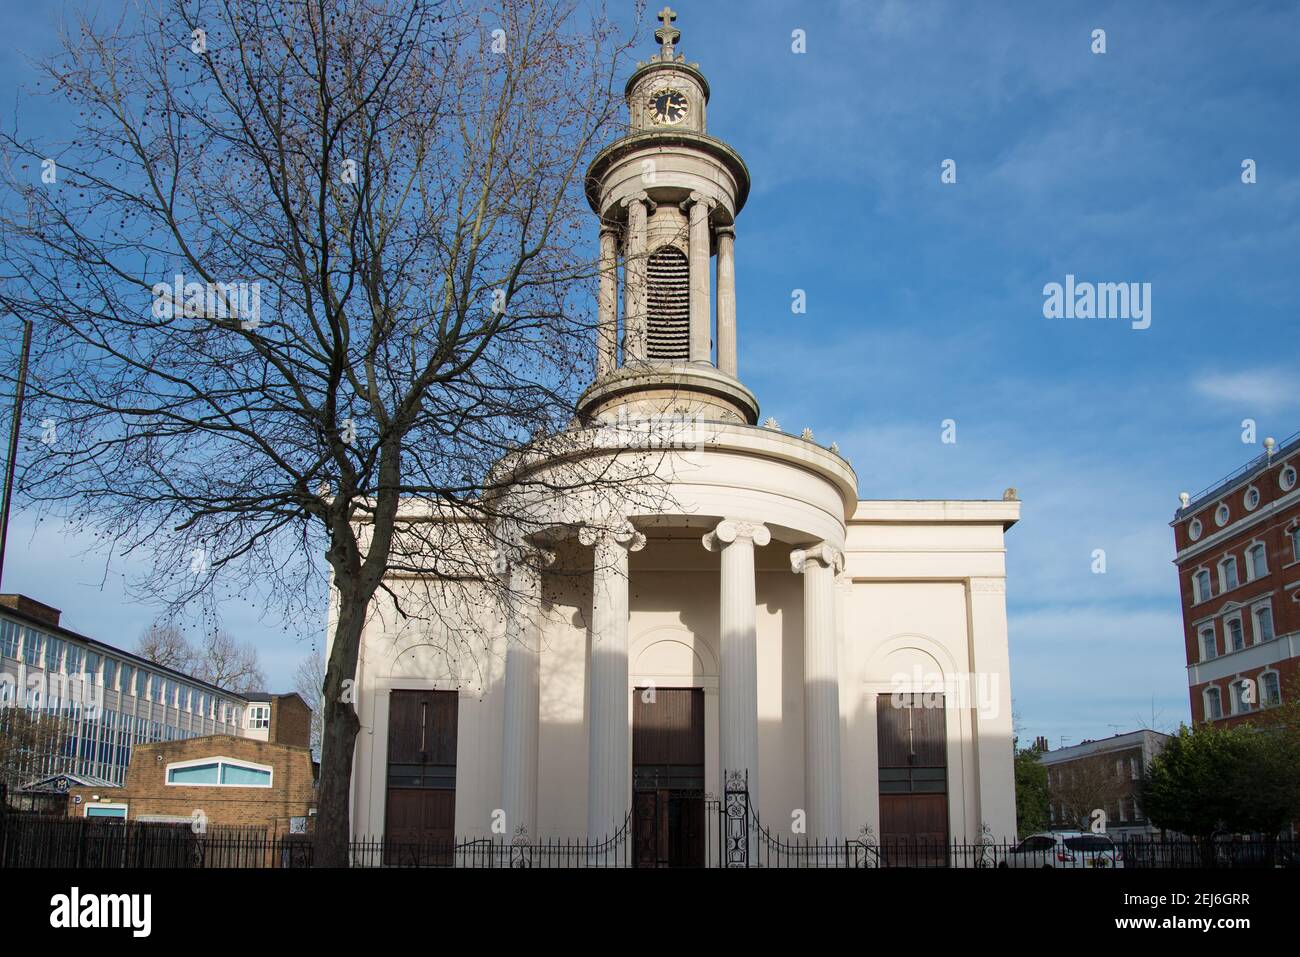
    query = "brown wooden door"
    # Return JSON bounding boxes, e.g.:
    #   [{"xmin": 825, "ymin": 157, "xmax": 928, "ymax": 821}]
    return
[
  {"xmin": 385, "ymin": 690, "xmax": 457, "ymax": 864},
  {"xmin": 632, "ymin": 687, "xmax": 705, "ymax": 867},
  {"xmin": 877, "ymin": 692, "xmax": 949, "ymax": 865}
]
